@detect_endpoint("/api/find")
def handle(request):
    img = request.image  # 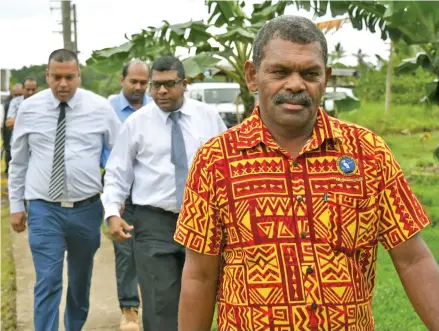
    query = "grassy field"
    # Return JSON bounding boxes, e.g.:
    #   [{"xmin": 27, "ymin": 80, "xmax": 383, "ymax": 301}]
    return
[
  {"xmin": 1, "ymin": 177, "xmax": 17, "ymax": 330},
  {"xmin": 338, "ymin": 103, "xmax": 439, "ymax": 136}
]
